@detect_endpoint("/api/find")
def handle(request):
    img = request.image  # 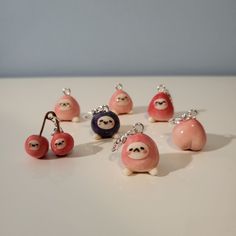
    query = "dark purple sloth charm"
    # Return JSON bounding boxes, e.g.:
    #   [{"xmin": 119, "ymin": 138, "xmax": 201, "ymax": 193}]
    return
[{"xmin": 88, "ymin": 105, "xmax": 120, "ymax": 140}]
